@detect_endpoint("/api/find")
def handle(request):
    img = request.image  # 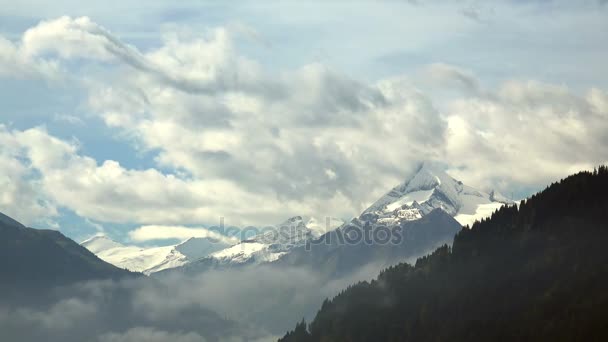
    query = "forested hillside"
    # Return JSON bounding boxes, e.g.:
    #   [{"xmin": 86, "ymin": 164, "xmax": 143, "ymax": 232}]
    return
[{"xmin": 280, "ymin": 166, "xmax": 608, "ymax": 341}]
